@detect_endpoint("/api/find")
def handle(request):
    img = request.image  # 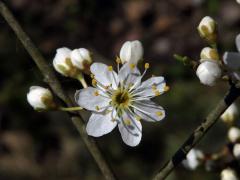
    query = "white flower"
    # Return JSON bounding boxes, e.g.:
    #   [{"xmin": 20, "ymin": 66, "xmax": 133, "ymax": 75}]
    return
[
  {"xmin": 233, "ymin": 143, "xmax": 240, "ymax": 160},
  {"xmin": 221, "ymin": 103, "xmax": 238, "ymax": 124},
  {"xmin": 71, "ymin": 48, "xmax": 92, "ymax": 70},
  {"xmin": 223, "ymin": 34, "xmax": 240, "ymax": 81},
  {"xmin": 197, "ymin": 16, "xmax": 217, "ymax": 43},
  {"xmin": 196, "ymin": 60, "xmax": 221, "ymax": 86},
  {"xmin": 200, "ymin": 47, "xmax": 219, "ymax": 60},
  {"xmin": 119, "ymin": 40, "xmax": 143, "ymax": 64},
  {"xmin": 27, "ymin": 86, "xmax": 55, "ymax": 110},
  {"xmin": 228, "ymin": 127, "xmax": 240, "ymax": 143},
  {"xmin": 182, "ymin": 149, "xmax": 204, "ymax": 170},
  {"xmin": 75, "ymin": 62, "xmax": 168, "ymax": 146},
  {"xmin": 221, "ymin": 168, "xmax": 238, "ymax": 180}
]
